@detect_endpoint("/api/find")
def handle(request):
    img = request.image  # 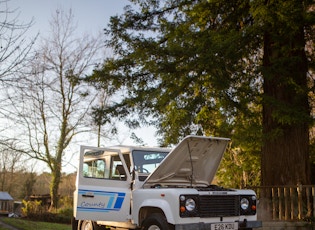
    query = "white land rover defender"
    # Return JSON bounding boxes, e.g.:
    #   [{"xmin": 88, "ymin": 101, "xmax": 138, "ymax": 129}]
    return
[{"xmin": 72, "ymin": 135, "xmax": 262, "ymax": 230}]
